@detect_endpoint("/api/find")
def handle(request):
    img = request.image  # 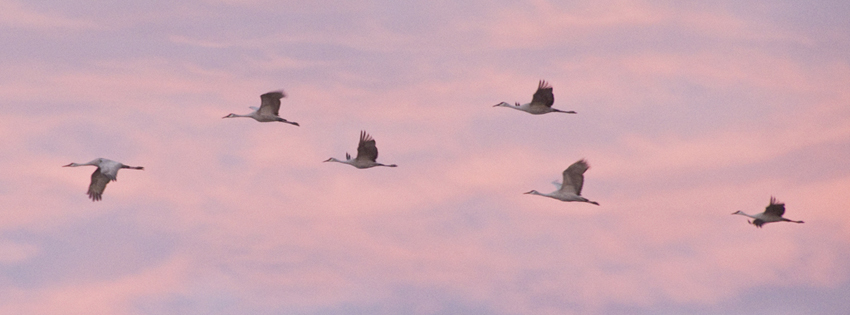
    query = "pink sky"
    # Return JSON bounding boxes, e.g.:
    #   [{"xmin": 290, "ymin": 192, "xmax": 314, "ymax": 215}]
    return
[{"xmin": 1, "ymin": 0, "xmax": 849, "ymax": 314}]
